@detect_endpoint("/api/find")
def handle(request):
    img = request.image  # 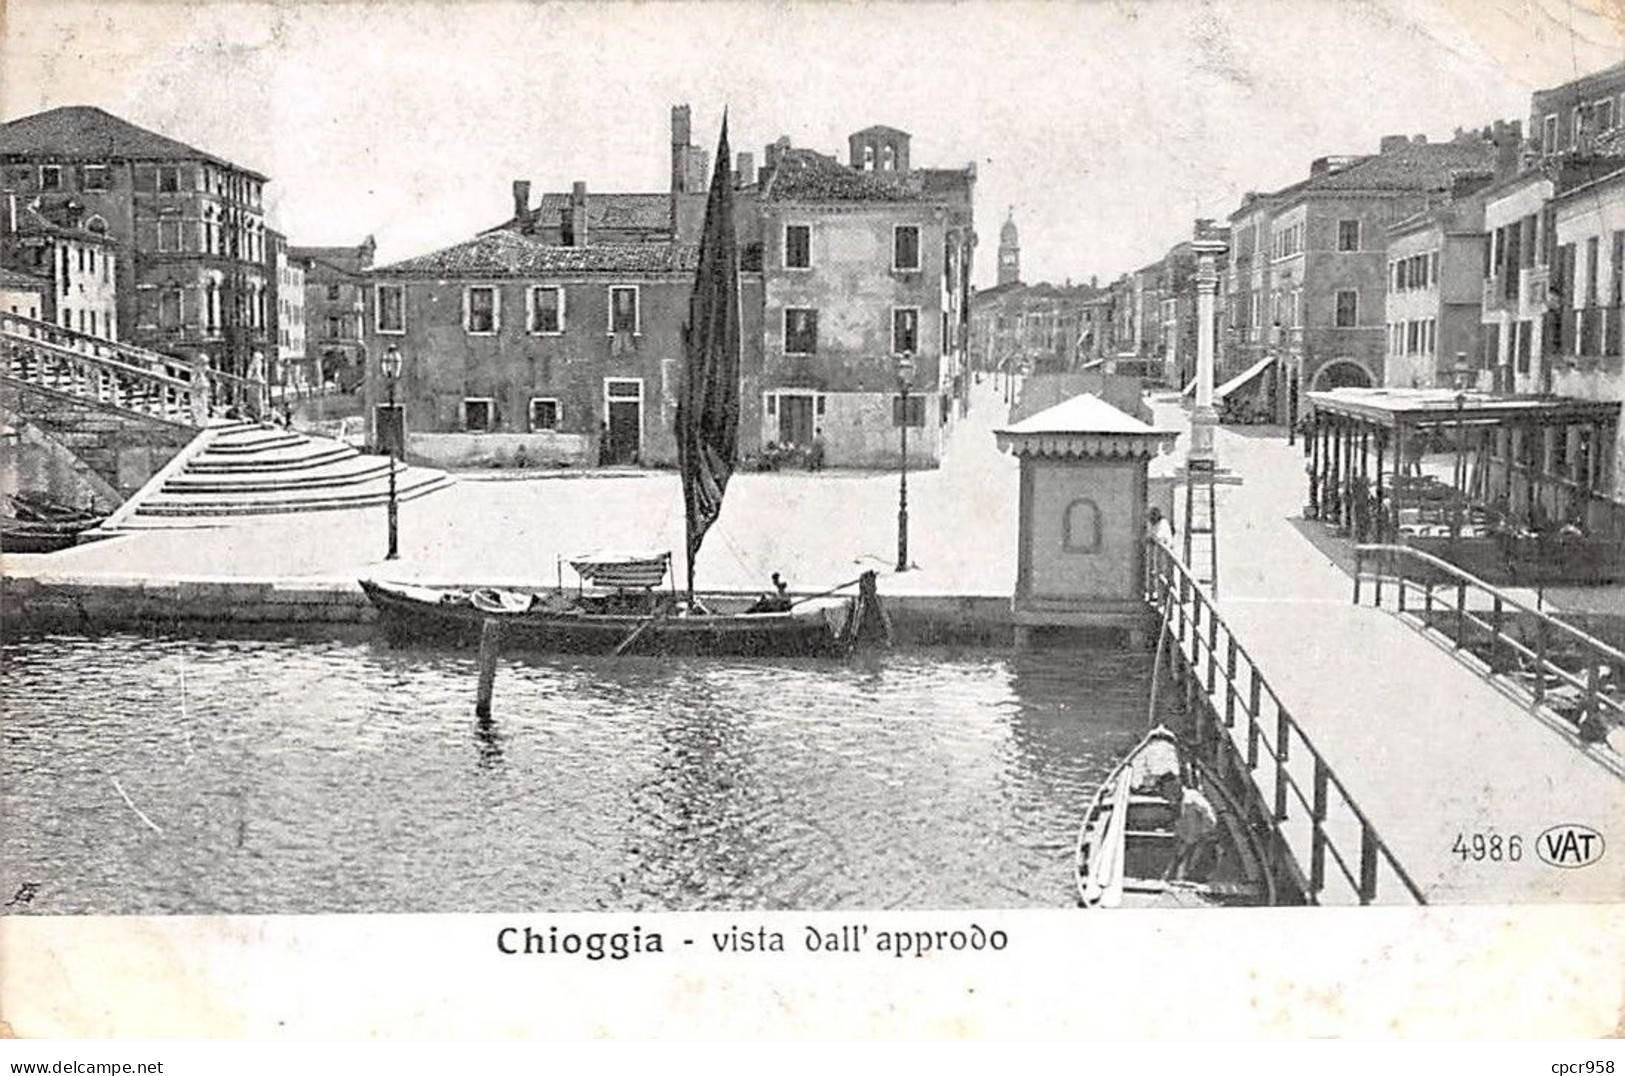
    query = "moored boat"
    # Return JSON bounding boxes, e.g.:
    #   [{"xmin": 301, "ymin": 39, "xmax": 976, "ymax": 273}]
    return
[
  {"xmin": 0, "ymin": 516, "xmax": 100, "ymax": 553},
  {"xmin": 1075, "ymin": 726, "xmax": 1274, "ymax": 908},
  {"xmin": 359, "ymin": 573, "xmax": 868, "ymax": 658}
]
